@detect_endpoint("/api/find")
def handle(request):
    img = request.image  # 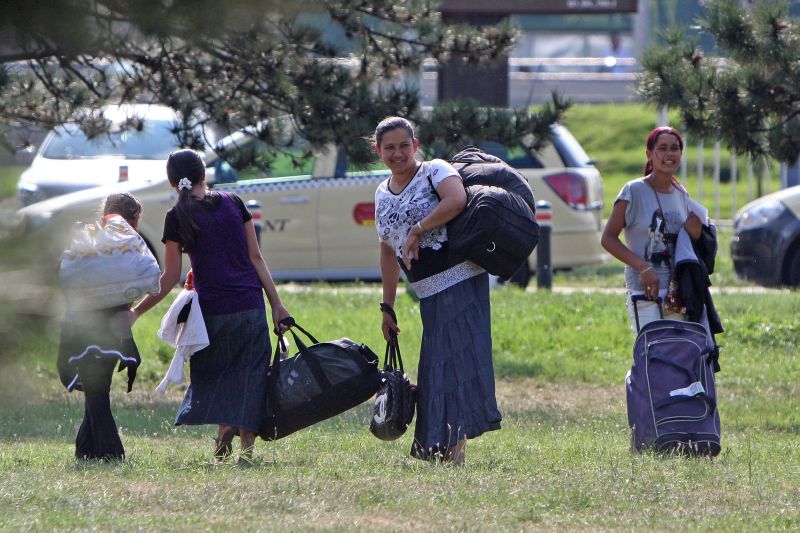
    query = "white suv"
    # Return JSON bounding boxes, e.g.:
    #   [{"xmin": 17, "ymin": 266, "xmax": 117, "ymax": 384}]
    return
[{"xmin": 17, "ymin": 125, "xmax": 606, "ymax": 286}]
